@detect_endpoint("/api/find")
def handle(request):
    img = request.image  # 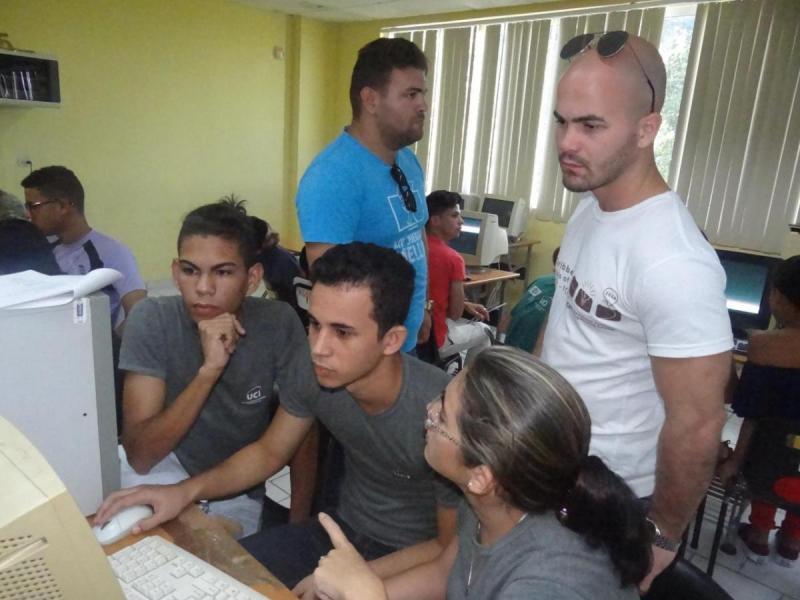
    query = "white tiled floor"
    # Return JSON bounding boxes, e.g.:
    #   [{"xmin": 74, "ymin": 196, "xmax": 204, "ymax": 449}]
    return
[
  {"xmin": 265, "ymin": 465, "xmax": 291, "ymax": 509},
  {"xmin": 683, "ymin": 409, "xmax": 800, "ymax": 600}
]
